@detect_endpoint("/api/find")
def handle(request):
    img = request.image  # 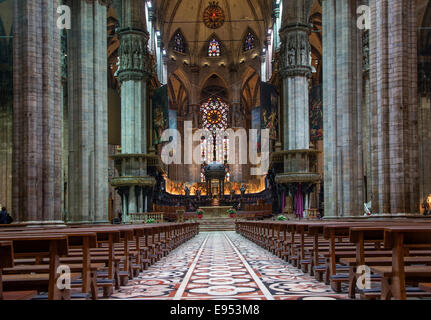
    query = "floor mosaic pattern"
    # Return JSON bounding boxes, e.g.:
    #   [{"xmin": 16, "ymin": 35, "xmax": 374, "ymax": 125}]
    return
[{"xmin": 109, "ymin": 232, "xmax": 346, "ymax": 300}]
